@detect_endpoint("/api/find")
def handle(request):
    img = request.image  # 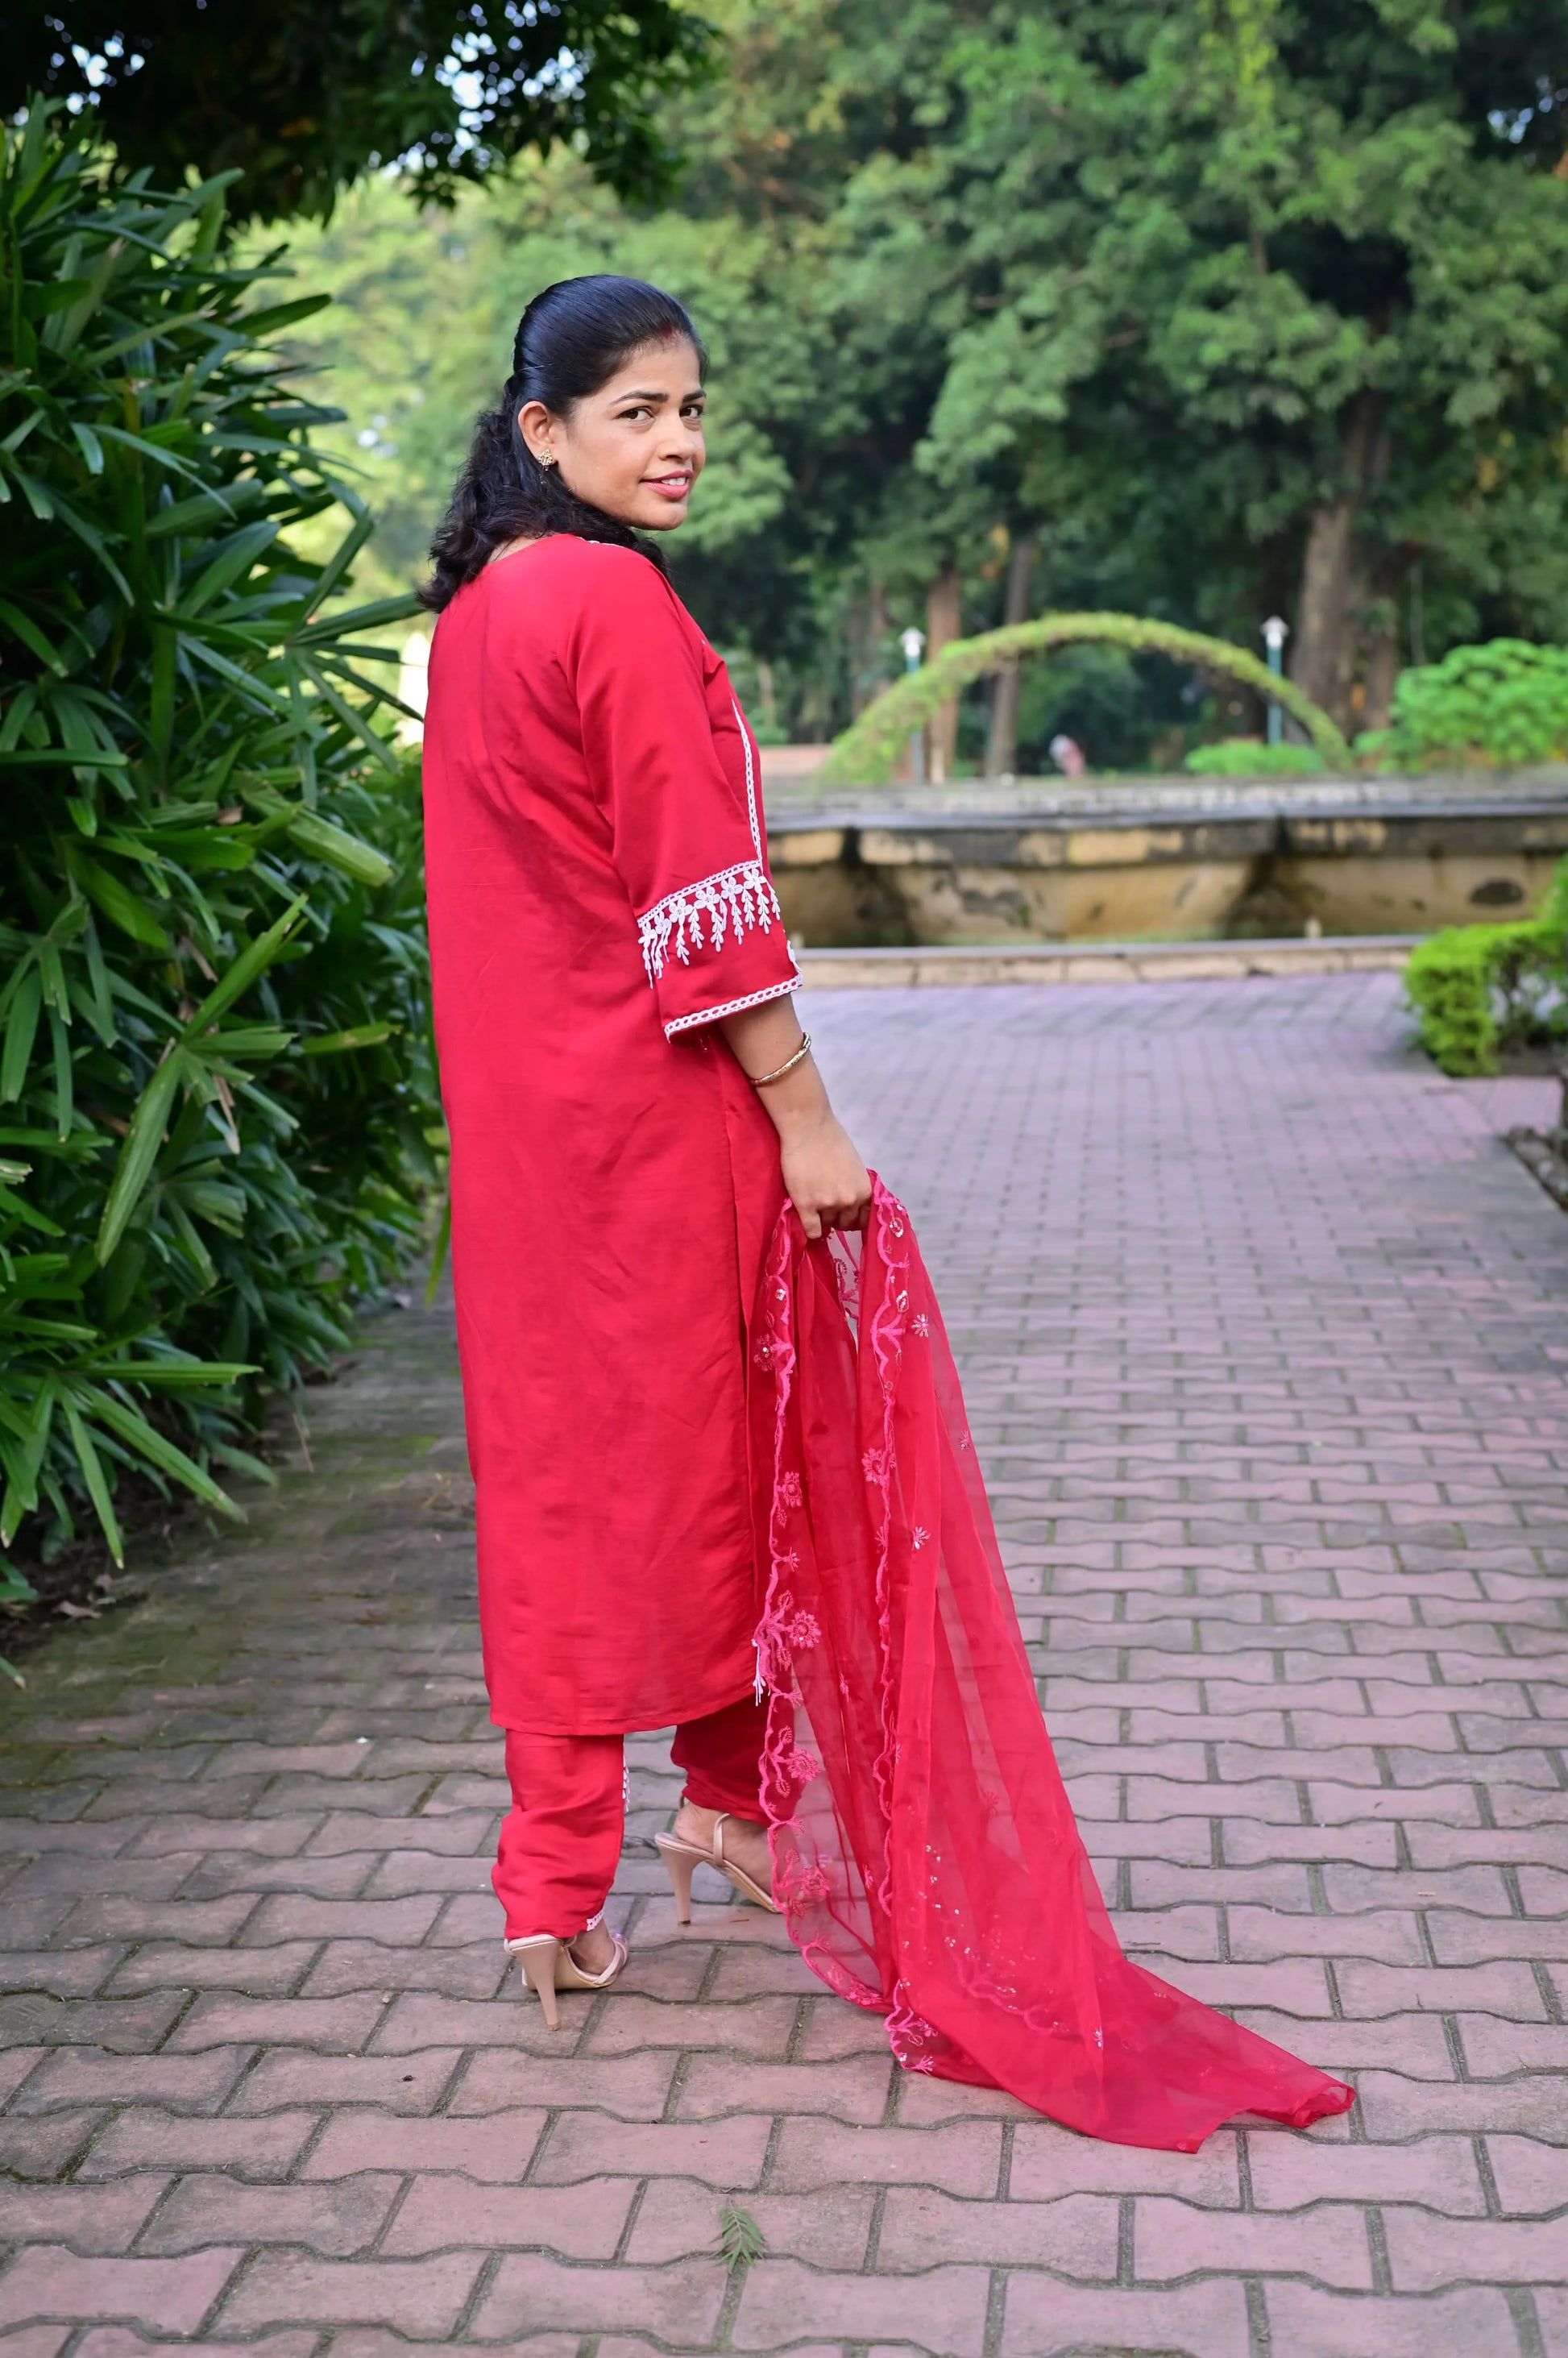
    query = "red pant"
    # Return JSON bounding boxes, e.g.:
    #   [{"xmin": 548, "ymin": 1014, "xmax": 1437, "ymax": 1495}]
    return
[{"xmin": 493, "ymin": 1690, "xmax": 767, "ymax": 1939}]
